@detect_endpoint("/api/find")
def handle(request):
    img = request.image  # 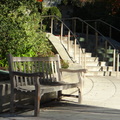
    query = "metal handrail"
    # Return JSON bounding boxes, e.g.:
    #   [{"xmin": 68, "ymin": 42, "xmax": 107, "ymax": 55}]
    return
[
  {"xmin": 84, "ymin": 19, "xmax": 120, "ymax": 51},
  {"xmin": 85, "ymin": 19, "xmax": 120, "ymax": 32},
  {"xmin": 41, "ymin": 16, "xmax": 119, "ymax": 51},
  {"xmin": 40, "ymin": 15, "xmax": 84, "ymax": 63},
  {"xmin": 41, "ymin": 15, "xmax": 81, "ymax": 45},
  {"xmin": 40, "ymin": 16, "xmax": 119, "ymax": 74},
  {"xmin": 62, "ymin": 17, "xmax": 120, "ymax": 74},
  {"xmin": 63, "ymin": 17, "xmax": 117, "ymax": 49}
]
